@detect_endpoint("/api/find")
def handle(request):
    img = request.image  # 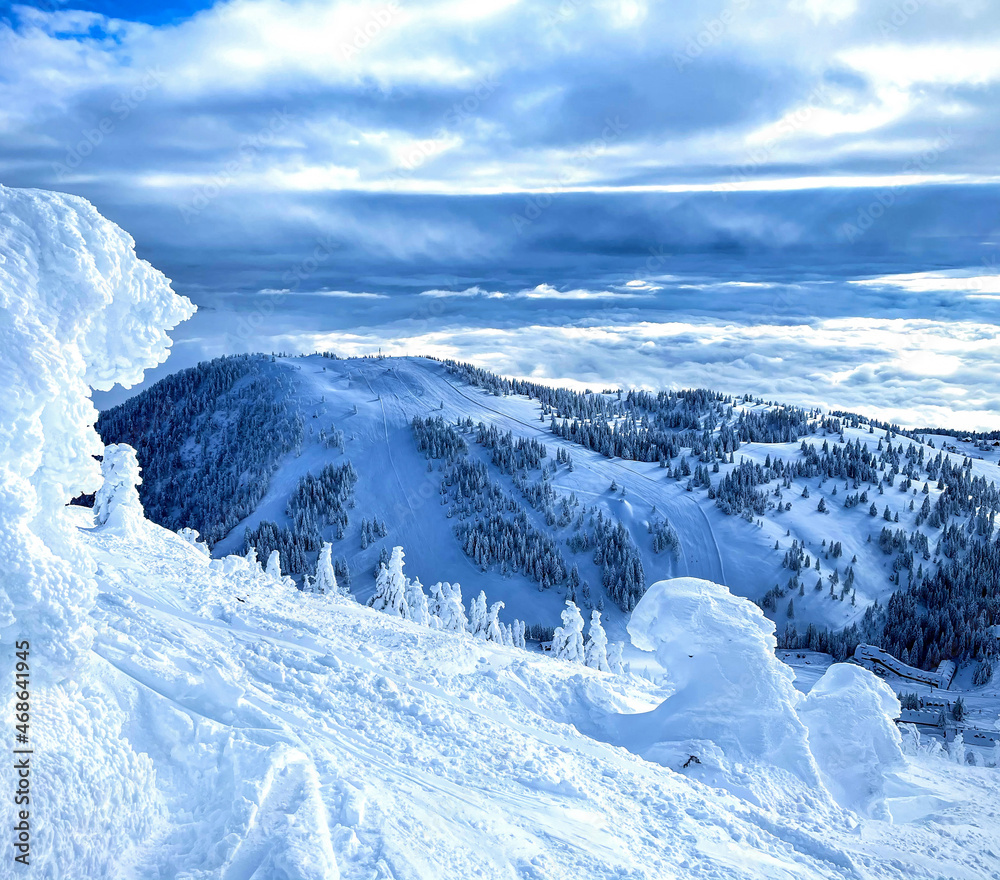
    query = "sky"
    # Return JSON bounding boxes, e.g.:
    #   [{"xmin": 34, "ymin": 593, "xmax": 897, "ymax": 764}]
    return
[{"xmin": 1, "ymin": 0, "xmax": 999, "ymax": 428}]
